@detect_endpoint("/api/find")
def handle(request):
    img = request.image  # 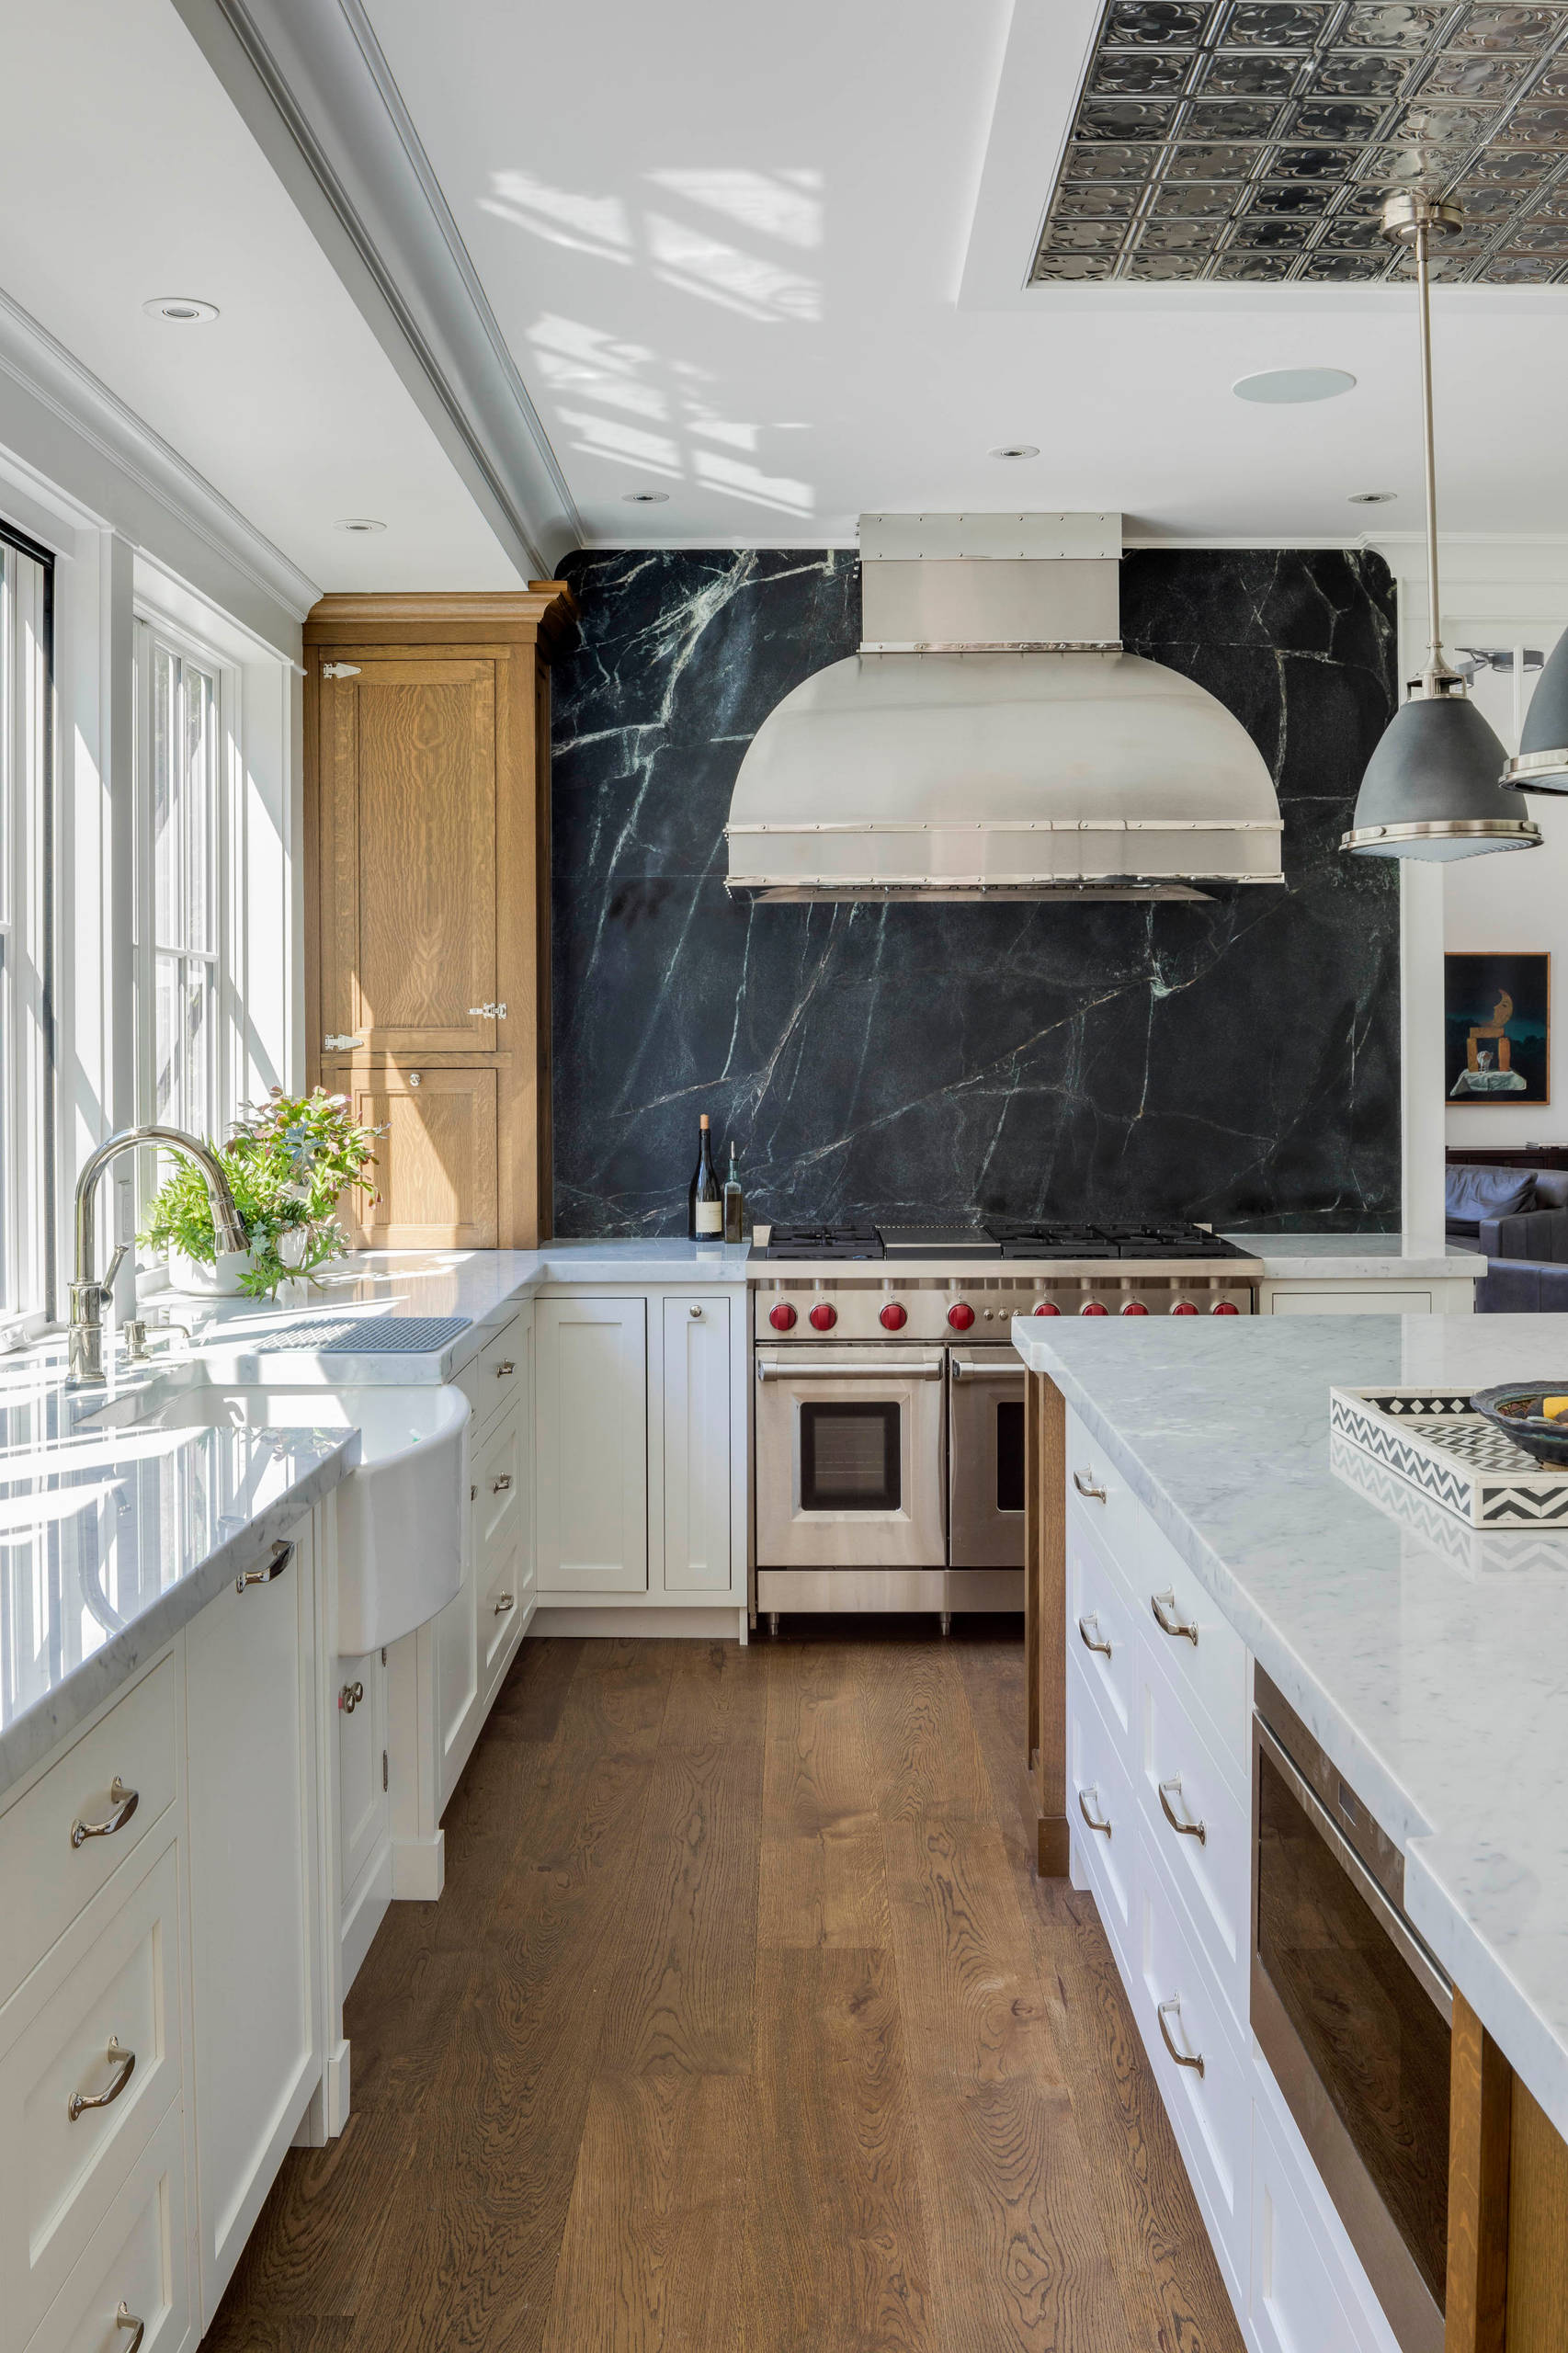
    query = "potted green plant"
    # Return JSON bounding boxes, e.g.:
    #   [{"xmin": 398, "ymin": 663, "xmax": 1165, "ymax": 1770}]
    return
[{"xmin": 140, "ymin": 1087, "xmax": 384, "ymax": 1299}]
